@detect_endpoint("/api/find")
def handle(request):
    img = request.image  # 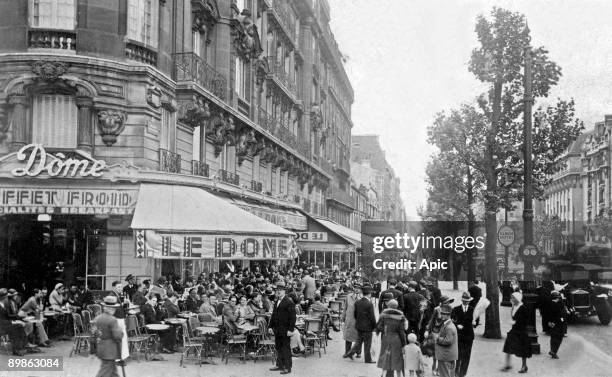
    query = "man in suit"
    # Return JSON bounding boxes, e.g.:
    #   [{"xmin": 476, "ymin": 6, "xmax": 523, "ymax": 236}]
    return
[
  {"xmin": 90, "ymin": 296, "xmax": 124, "ymax": 377},
  {"xmin": 301, "ymin": 270, "xmax": 316, "ymax": 300},
  {"xmin": 343, "ymin": 286, "xmax": 376, "ymax": 363},
  {"xmin": 436, "ymin": 304, "xmax": 458, "ymax": 377},
  {"xmin": 378, "ymin": 279, "xmax": 404, "ymax": 314},
  {"xmin": 0, "ymin": 288, "xmax": 28, "ymax": 356},
  {"xmin": 467, "ymin": 282, "xmax": 482, "ymax": 326},
  {"xmin": 402, "ymin": 281, "xmax": 424, "ymax": 335},
  {"xmin": 122, "ymin": 275, "xmax": 138, "ymax": 301},
  {"xmin": 269, "ymin": 281, "xmax": 296, "ymax": 375},
  {"xmin": 141, "ymin": 295, "xmax": 176, "ymax": 353},
  {"xmin": 451, "ymin": 292, "xmax": 475, "ymax": 377}
]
